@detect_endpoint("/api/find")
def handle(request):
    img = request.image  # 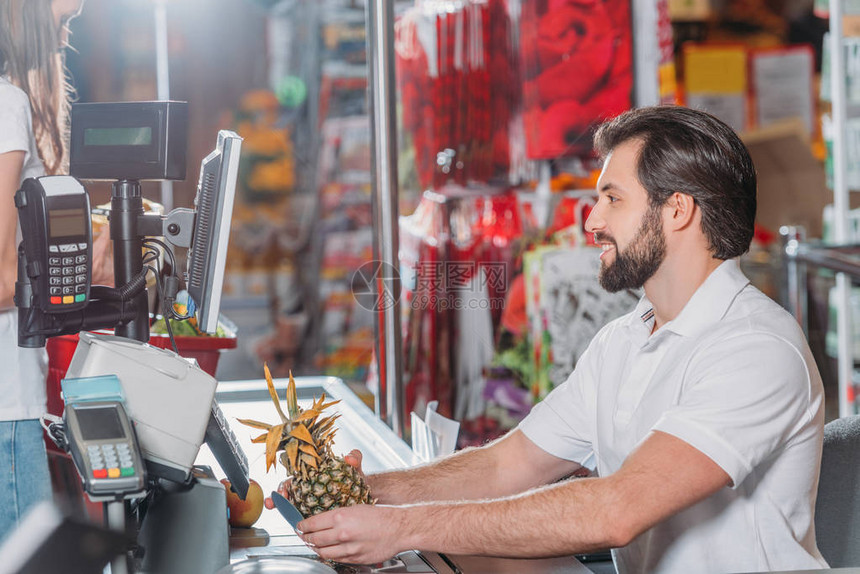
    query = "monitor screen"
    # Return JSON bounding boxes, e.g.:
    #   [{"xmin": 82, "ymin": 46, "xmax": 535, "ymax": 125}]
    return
[{"xmin": 186, "ymin": 130, "xmax": 242, "ymax": 334}]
